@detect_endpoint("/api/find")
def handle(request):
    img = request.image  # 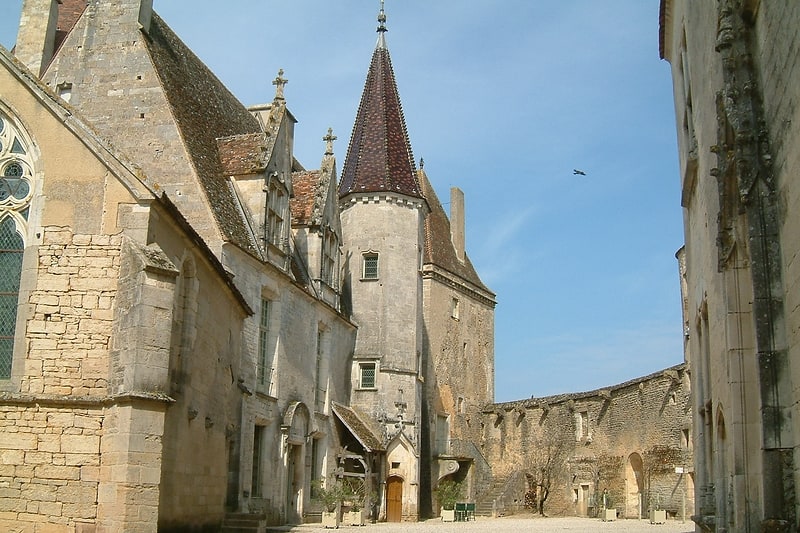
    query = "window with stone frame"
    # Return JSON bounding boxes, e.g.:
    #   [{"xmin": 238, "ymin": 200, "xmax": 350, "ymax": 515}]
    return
[
  {"xmin": 257, "ymin": 298, "xmax": 275, "ymax": 394},
  {"xmin": 320, "ymin": 228, "xmax": 337, "ymax": 288},
  {"xmin": 265, "ymin": 178, "xmax": 287, "ymax": 252},
  {"xmin": 314, "ymin": 328, "xmax": 327, "ymax": 412},
  {"xmin": 0, "ymin": 111, "xmax": 34, "ymax": 380},
  {"xmin": 362, "ymin": 252, "xmax": 379, "ymax": 280},
  {"xmin": 359, "ymin": 362, "xmax": 376, "ymax": 389}
]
